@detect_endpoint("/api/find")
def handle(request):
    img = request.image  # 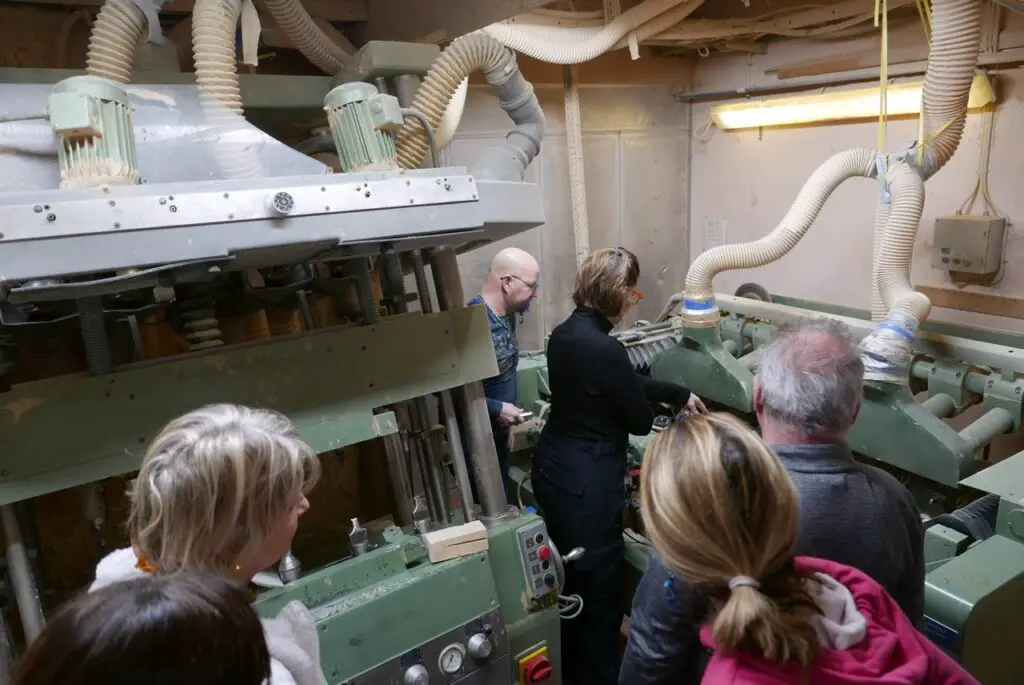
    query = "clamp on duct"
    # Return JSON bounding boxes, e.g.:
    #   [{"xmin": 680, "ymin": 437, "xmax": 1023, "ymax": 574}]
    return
[
  {"xmin": 679, "ymin": 290, "xmax": 718, "ymax": 327},
  {"xmin": 858, "ymin": 311, "xmax": 919, "ymax": 385}
]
